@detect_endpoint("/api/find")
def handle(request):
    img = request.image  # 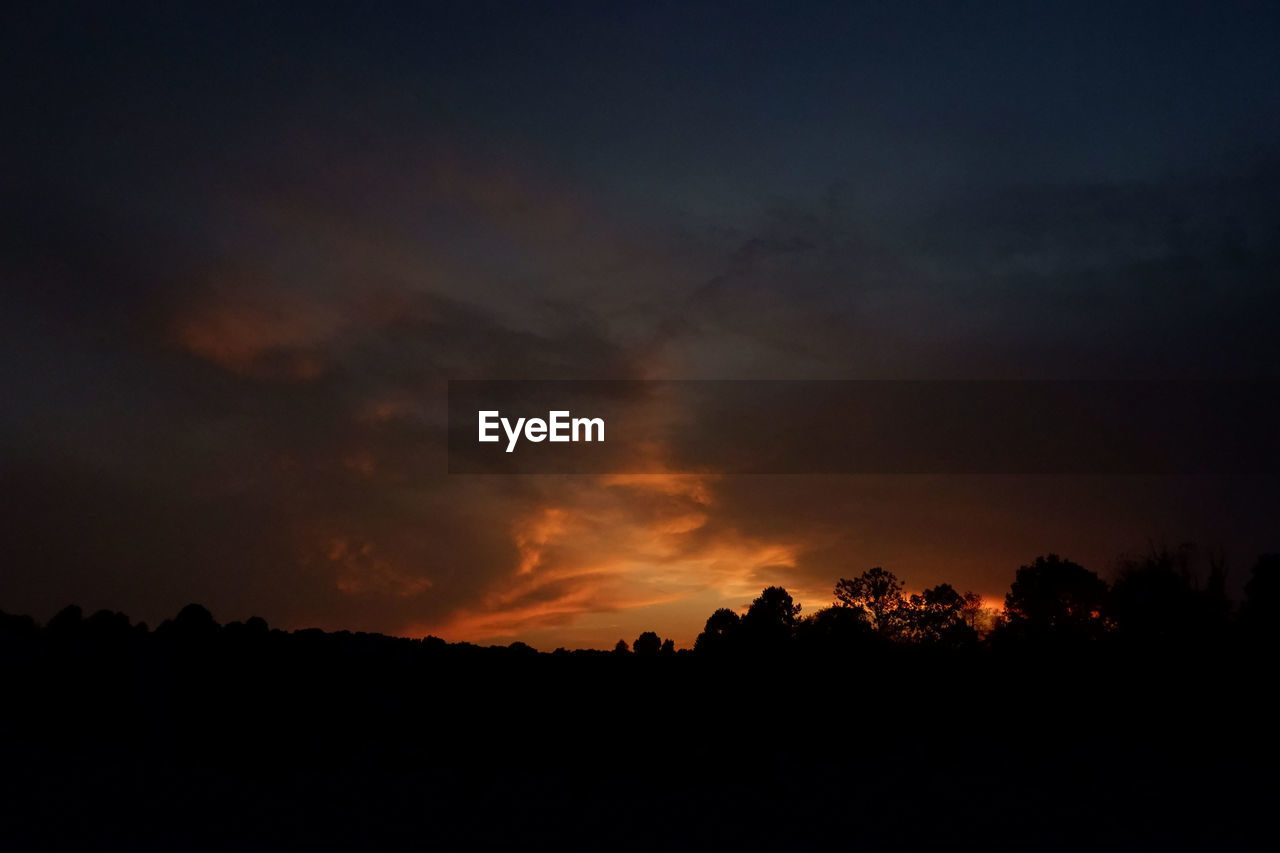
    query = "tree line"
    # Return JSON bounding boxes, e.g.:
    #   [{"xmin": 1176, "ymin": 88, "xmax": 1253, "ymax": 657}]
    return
[
  {"xmin": 1, "ymin": 546, "xmax": 1276, "ymax": 850},
  {"xmin": 679, "ymin": 547, "xmax": 1279, "ymax": 657},
  {"xmin": 2, "ymin": 546, "xmax": 1277, "ymax": 658}
]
